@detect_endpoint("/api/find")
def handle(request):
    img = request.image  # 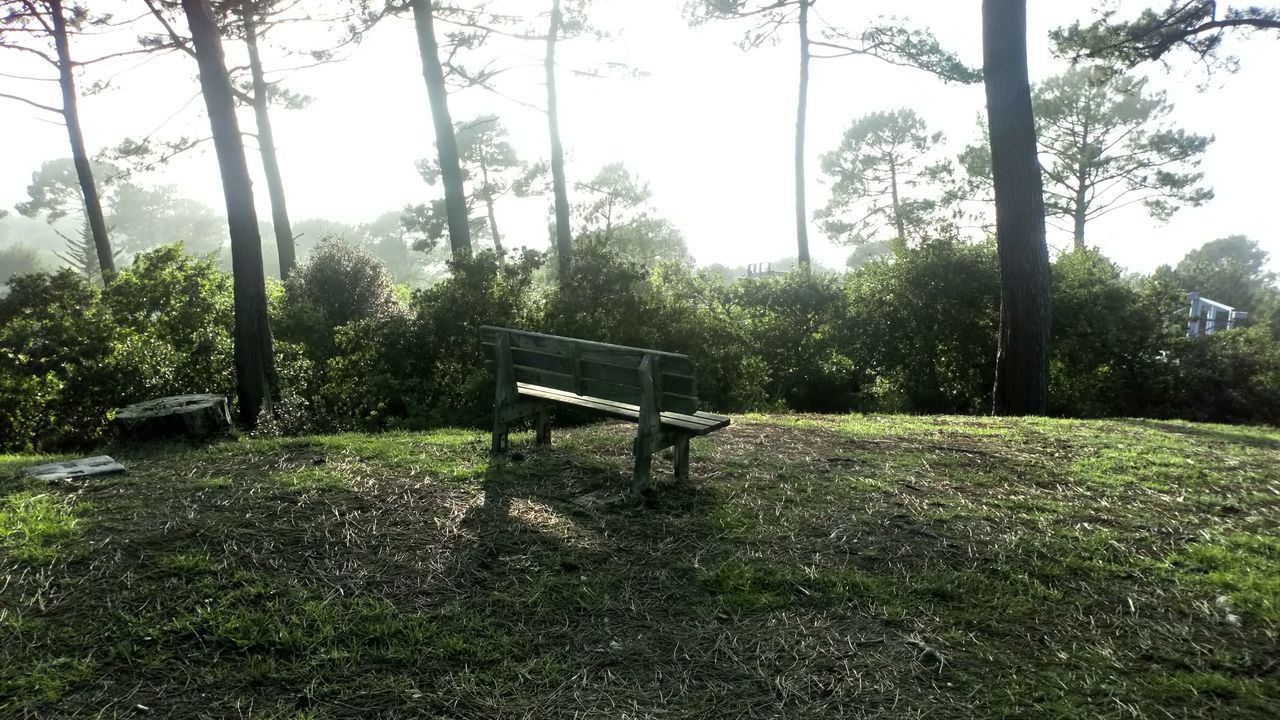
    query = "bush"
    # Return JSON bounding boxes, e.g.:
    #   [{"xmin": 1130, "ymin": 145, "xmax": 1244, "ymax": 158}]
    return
[
  {"xmin": 1167, "ymin": 327, "xmax": 1280, "ymax": 425},
  {"xmin": 276, "ymin": 238, "xmax": 404, "ymax": 364},
  {"xmin": 5, "ymin": 234, "xmax": 1279, "ymax": 452},
  {"xmin": 103, "ymin": 244, "xmax": 235, "ymax": 401},
  {"xmin": 0, "ymin": 270, "xmax": 121, "ymax": 450},
  {"xmin": 0, "ymin": 246, "xmax": 235, "ymax": 451},
  {"xmin": 843, "ymin": 238, "xmax": 1000, "ymax": 413},
  {"xmin": 1048, "ymin": 250, "xmax": 1184, "ymax": 418},
  {"xmin": 727, "ymin": 269, "xmax": 859, "ymax": 412},
  {"xmin": 324, "ymin": 250, "xmax": 544, "ymax": 430}
]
